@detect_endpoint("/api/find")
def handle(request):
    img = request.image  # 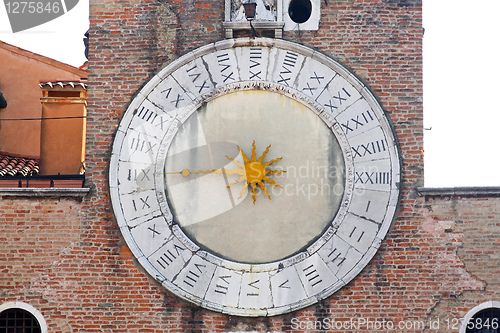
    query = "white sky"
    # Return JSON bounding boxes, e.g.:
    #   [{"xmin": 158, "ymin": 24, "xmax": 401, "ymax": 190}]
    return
[
  {"xmin": 1, "ymin": 0, "xmax": 499, "ymax": 187},
  {"xmin": 0, "ymin": 0, "xmax": 89, "ymax": 67},
  {"xmin": 423, "ymin": 0, "xmax": 500, "ymax": 187}
]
